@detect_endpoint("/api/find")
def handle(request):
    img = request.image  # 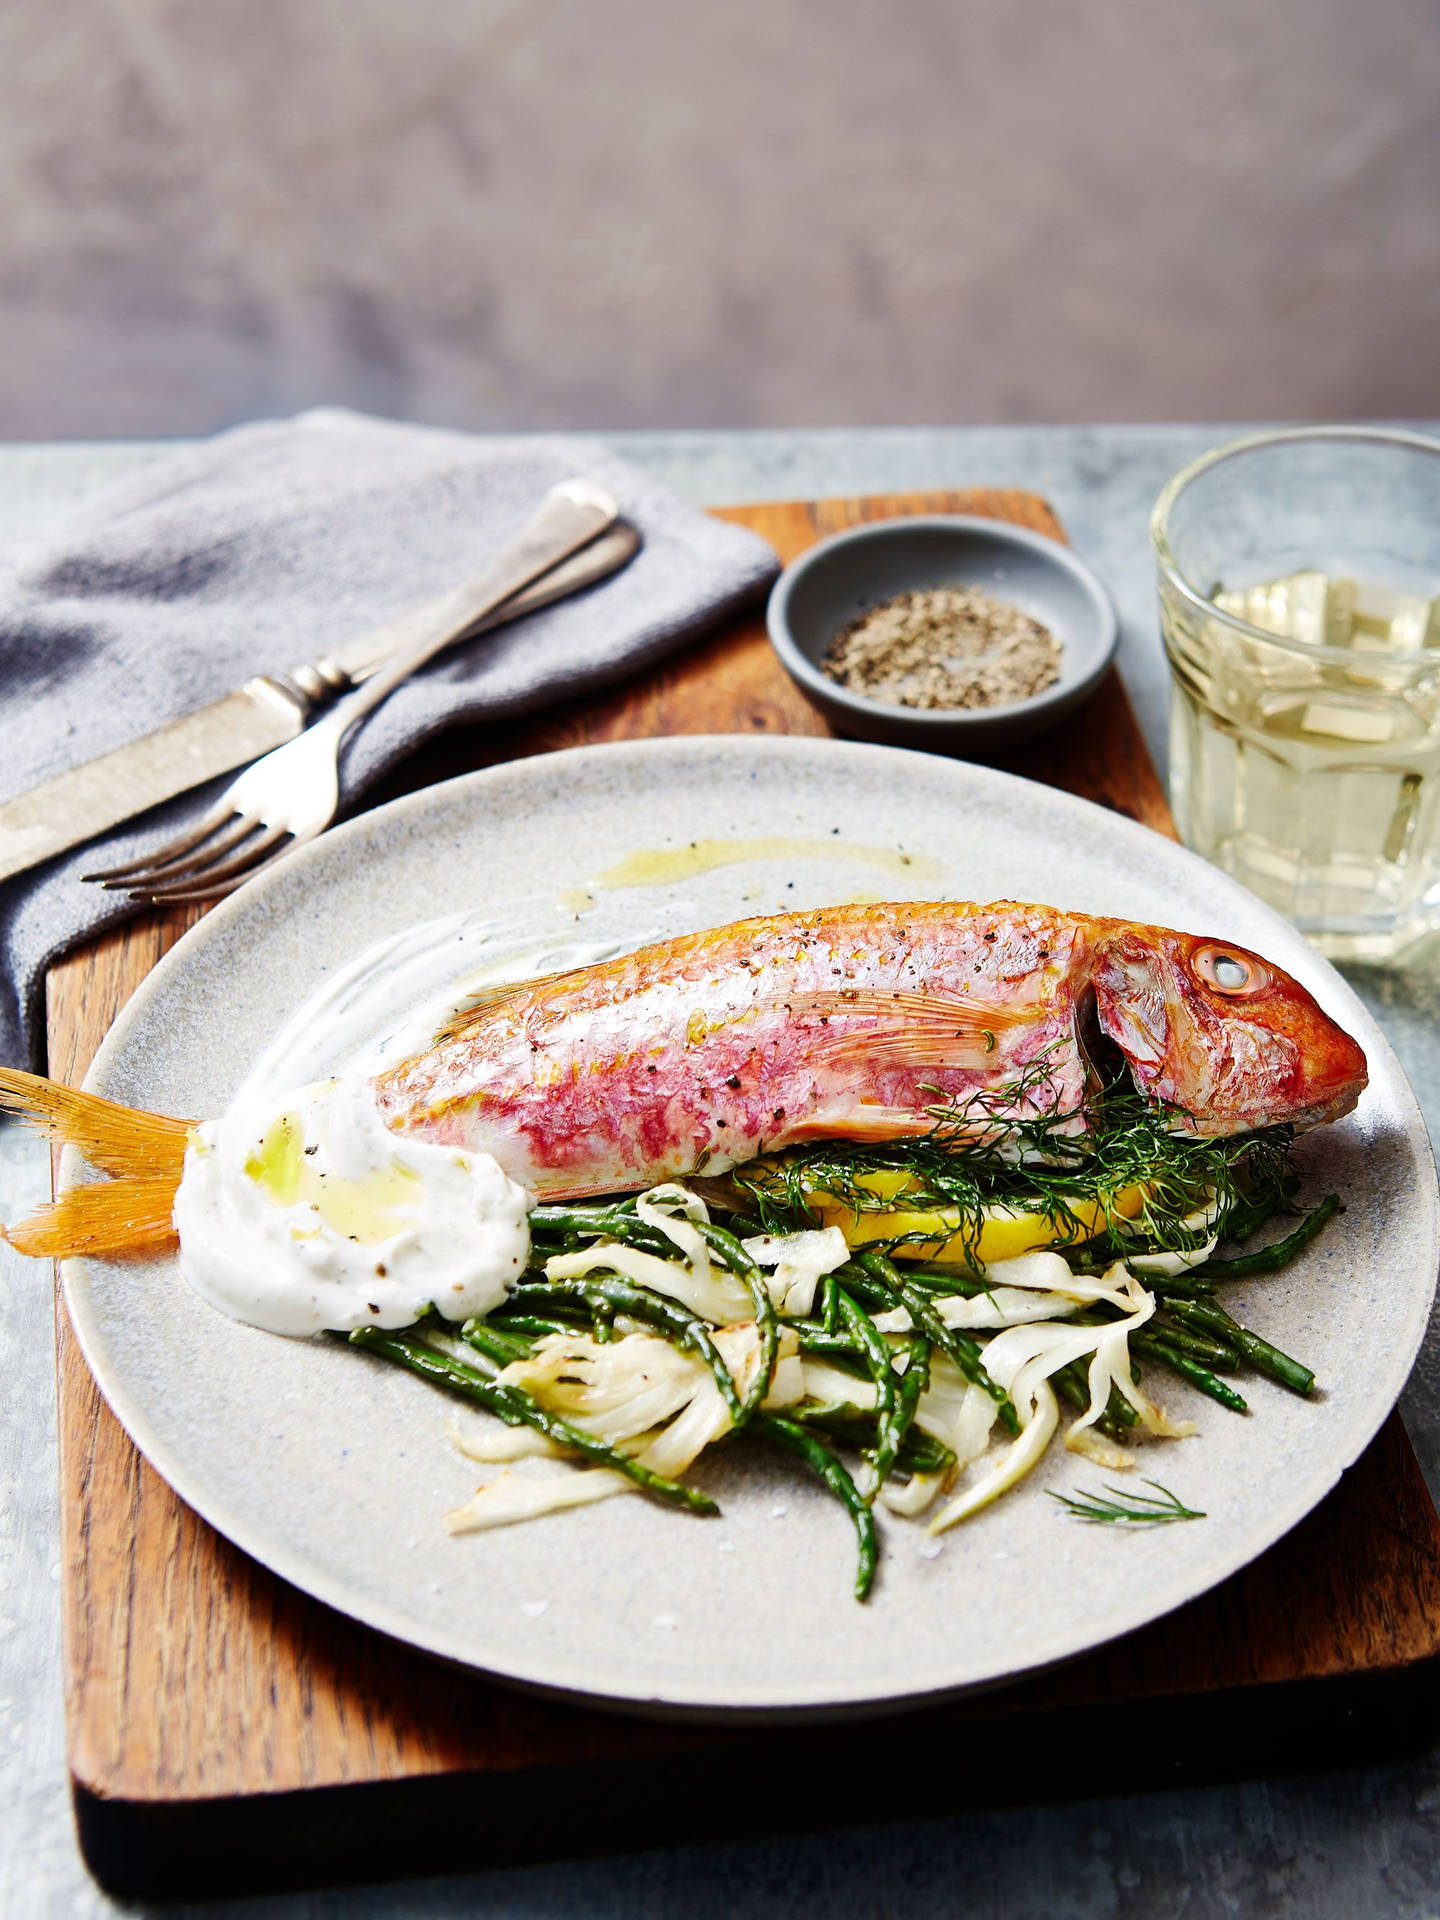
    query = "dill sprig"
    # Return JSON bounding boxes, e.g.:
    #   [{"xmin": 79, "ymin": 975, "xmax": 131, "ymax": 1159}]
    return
[
  {"xmin": 730, "ymin": 1063, "xmax": 1297, "ymax": 1269},
  {"xmin": 1050, "ymin": 1480, "xmax": 1206, "ymax": 1525}
]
